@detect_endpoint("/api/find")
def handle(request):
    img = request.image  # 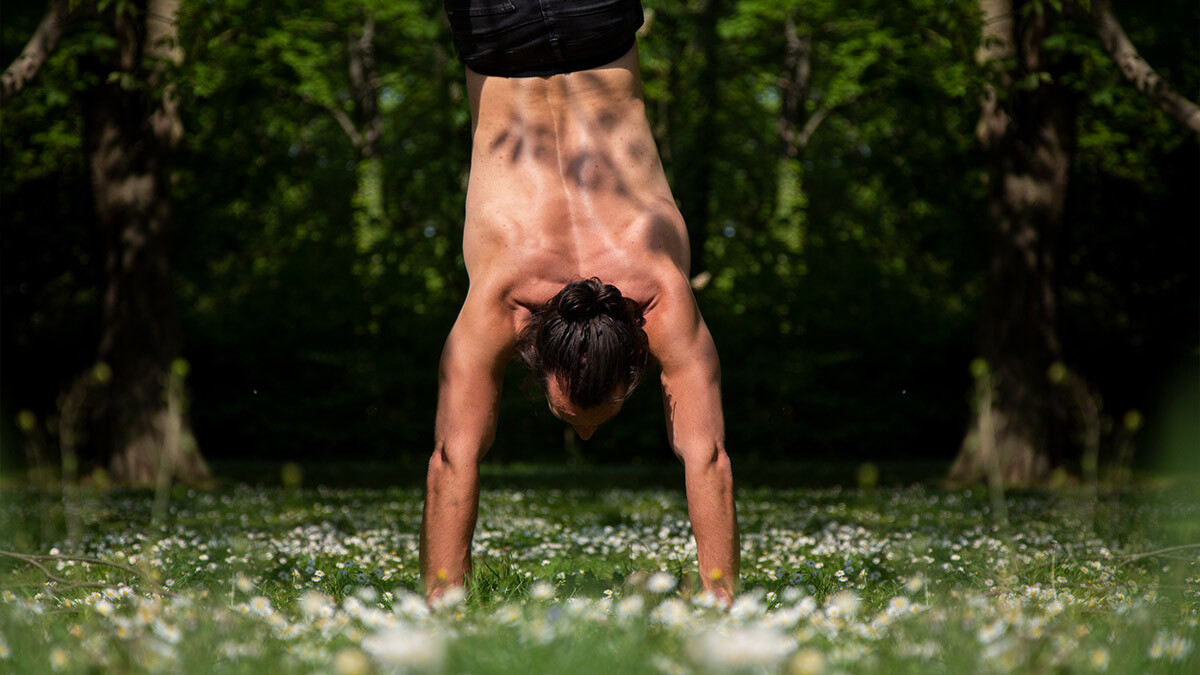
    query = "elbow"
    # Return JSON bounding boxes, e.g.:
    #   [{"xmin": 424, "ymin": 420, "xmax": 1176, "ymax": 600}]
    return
[
  {"xmin": 426, "ymin": 443, "xmax": 482, "ymax": 486},
  {"xmin": 680, "ymin": 442, "xmax": 732, "ymax": 475},
  {"xmin": 711, "ymin": 445, "xmax": 733, "ymax": 478},
  {"xmin": 681, "ymin": 443, "xmax": 734, "ymax": 501},
  {"xmin": 426, "ymin": 445, "xmax": 458, "ymax": 488},
  {"xmin": 427, "ymin": 446, "xmax": 447, "ymax": 479}
]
